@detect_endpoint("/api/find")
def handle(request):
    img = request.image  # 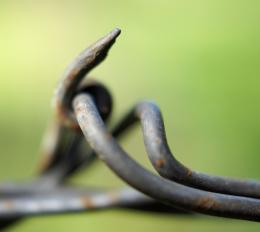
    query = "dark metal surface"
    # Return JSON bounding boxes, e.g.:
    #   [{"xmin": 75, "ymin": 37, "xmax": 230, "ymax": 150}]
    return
[
  {"xmin": 73, "ymin": 93, "xmax": 260, "ymax": 221},
  {"xmin": 111, "ymin": 101, "xmax": 260, "ymax": 199},
  {"xmin": 1, "ymin": 28, "xmax": 260, "ymax": 229}
]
